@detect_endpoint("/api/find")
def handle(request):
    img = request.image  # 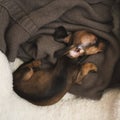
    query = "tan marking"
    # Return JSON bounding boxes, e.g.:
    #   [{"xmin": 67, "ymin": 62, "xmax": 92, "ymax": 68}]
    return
[
  {"xmin": 86, "ymin": 42, "xmax": 105, "ymax": 55},
  {"xmin": 22, "ymin": 68, "xmax": 34, "ymax": 81},
  {"xmin": 23, "ymin": 60, "xmax": 41, "ymax": 68},
  {"xmin": 32, "ymin": 60, "xmax": 41, "ymax": 67},
  {"xmin": 72, "ymin": 31, "xmax": 97, "ymax": 45},
  {"xmin": 75, "ymin": 63, "xmax": 97, "ymax": 84}
]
